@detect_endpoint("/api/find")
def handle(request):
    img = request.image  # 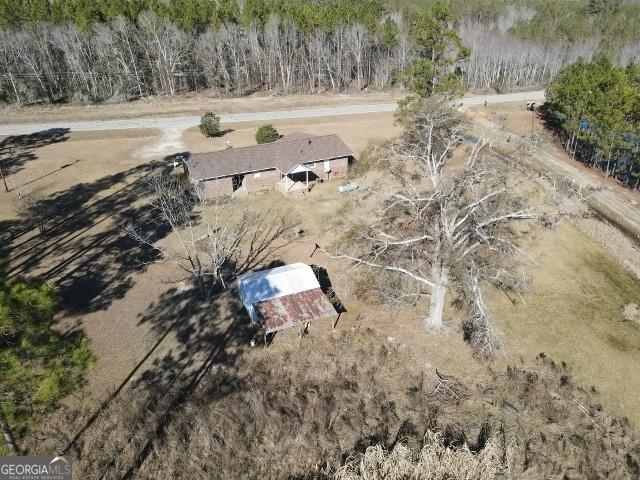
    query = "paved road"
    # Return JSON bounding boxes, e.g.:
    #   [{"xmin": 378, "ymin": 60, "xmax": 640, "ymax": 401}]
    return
[{"xmin": 0, "ymin": 90, "xmax": 546, "ymax": 136}]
